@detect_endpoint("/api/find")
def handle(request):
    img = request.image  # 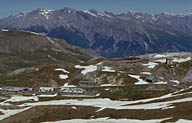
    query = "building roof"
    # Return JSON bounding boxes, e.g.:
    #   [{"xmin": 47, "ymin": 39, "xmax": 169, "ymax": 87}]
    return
[
  {"xmin": 60, "ymin": 87, "xmax": 84, "ymax": 93},
  {"xmin": 146, "ymin": 75, "xmax": 155, "ymax": 80},
  {"xmin": 79, "ymin": 81, "xmax": 98, "ymax": 83},
  {"xmin": 0, "ymin": 87, "xmax": 32, "ymax": 92},
  {"xmin": 40, "ymin": 87, "xmax": 54, "ymax": 89}
]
